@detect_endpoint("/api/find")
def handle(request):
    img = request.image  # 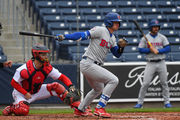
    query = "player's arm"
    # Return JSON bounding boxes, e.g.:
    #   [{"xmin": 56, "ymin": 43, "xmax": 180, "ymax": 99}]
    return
[
  {"xmin": 11, "ymin": 79, "xmax": 28, "ymax": 95},
  {"xmin": 11, "ymin": 70, "xmax": 28, "ymax": 95},
  {"xmin": 48, "ymin": 67, "xmax": 73, "ymax": 87},
  {"xmin": 56, "ymin": 31, "xmax": 90, "ymax": 41},
  {"xmin": 110, "ymin": 46, "xmax": 124, "ymax": 58},
  {"xmin": 157, "ymin": 45, "xmax": 170, "ymax": 54}
]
